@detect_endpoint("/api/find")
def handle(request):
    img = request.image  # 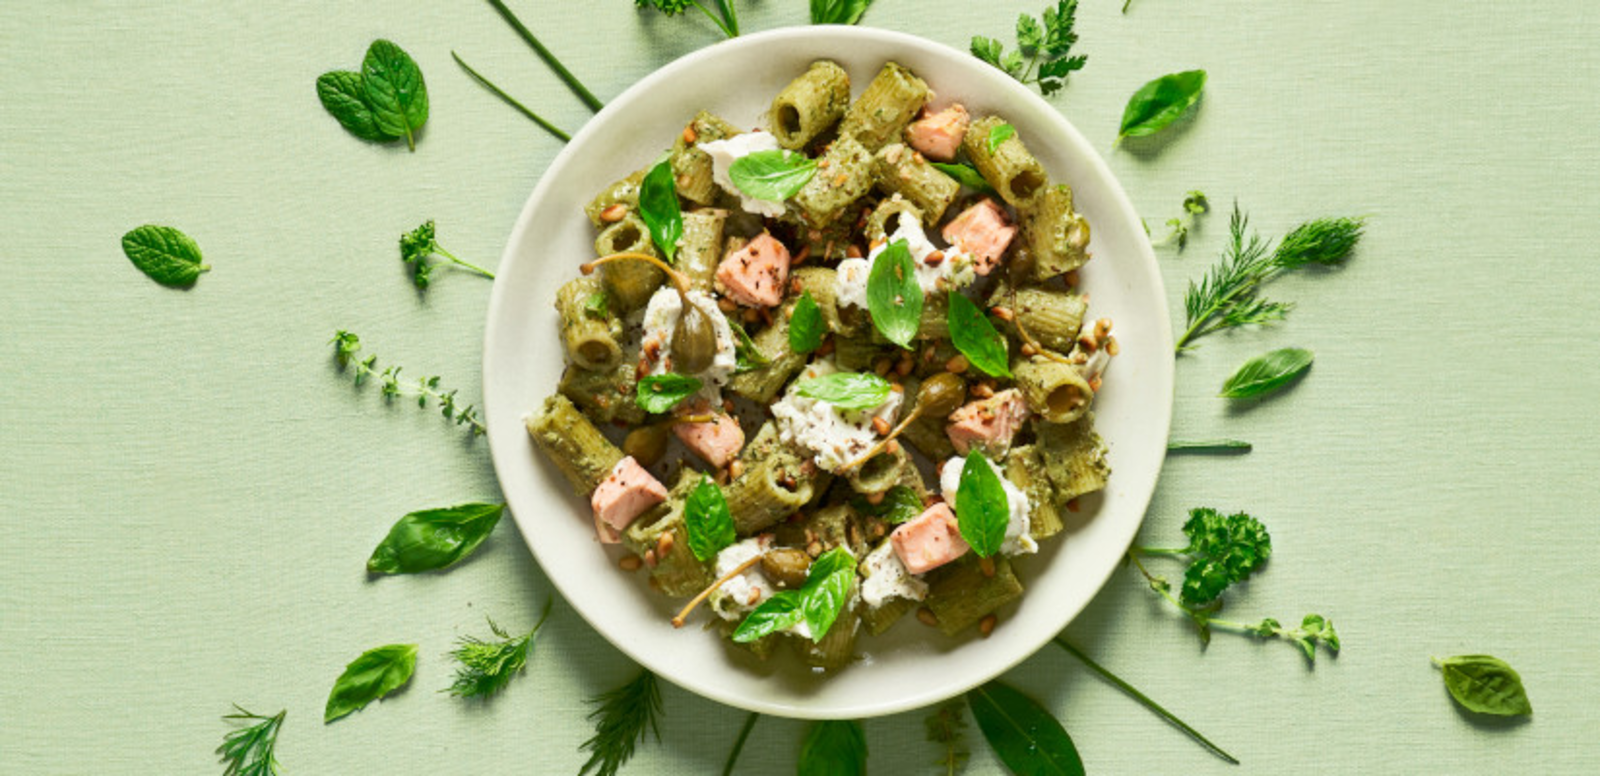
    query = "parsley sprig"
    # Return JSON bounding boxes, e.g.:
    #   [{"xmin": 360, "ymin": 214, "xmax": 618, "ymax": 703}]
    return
[
  {"xmin": 971, "ymin": 1, "xmax": 1087, "ymax": 96},
  {"xmin": 330, "ymin": 330, "xmax": 485, "ymax": 436},
  {"xmin": 400, "ymin": 220, "xmax": 495, "ymax": 289},
  {"xmin": 446, "ymin": 600, "xmax": 552, "ymax": 699},
  {"xmin": 579, "ymin": 669, "xmax": 662, "ymax": 776},
  {"xmin": 636, "ymin": 0, "xmax": 741, "ymax": 38},
  {"xmin": 1153, "ymin": 190, "xmax": 1209, "ymax": 250},
  {"xmin": 217, "ymin": 705, "xmax": 285, "ymax": 776}
]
